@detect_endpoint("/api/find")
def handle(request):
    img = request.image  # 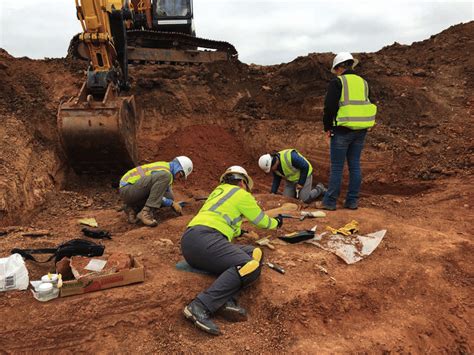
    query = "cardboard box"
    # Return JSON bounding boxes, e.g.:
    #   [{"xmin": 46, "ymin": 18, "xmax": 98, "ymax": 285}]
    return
[{"xmin": 60, "ymin": 257, "xmax": 145, "ymax": 297}]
